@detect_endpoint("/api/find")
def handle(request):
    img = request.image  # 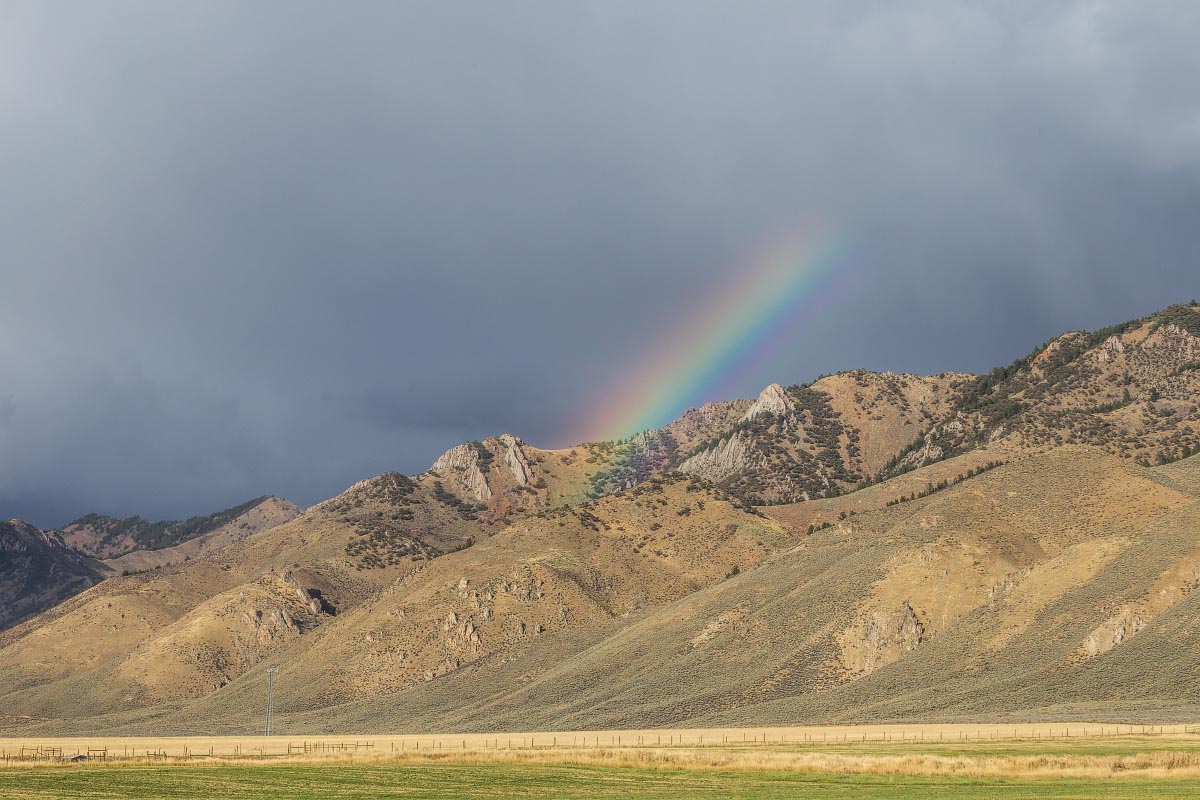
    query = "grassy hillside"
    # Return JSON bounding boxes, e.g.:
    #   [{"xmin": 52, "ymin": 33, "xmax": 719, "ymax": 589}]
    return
[{"xmin": 153, "ymin": 448, "xmax": 1200, "ymax": 734}]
